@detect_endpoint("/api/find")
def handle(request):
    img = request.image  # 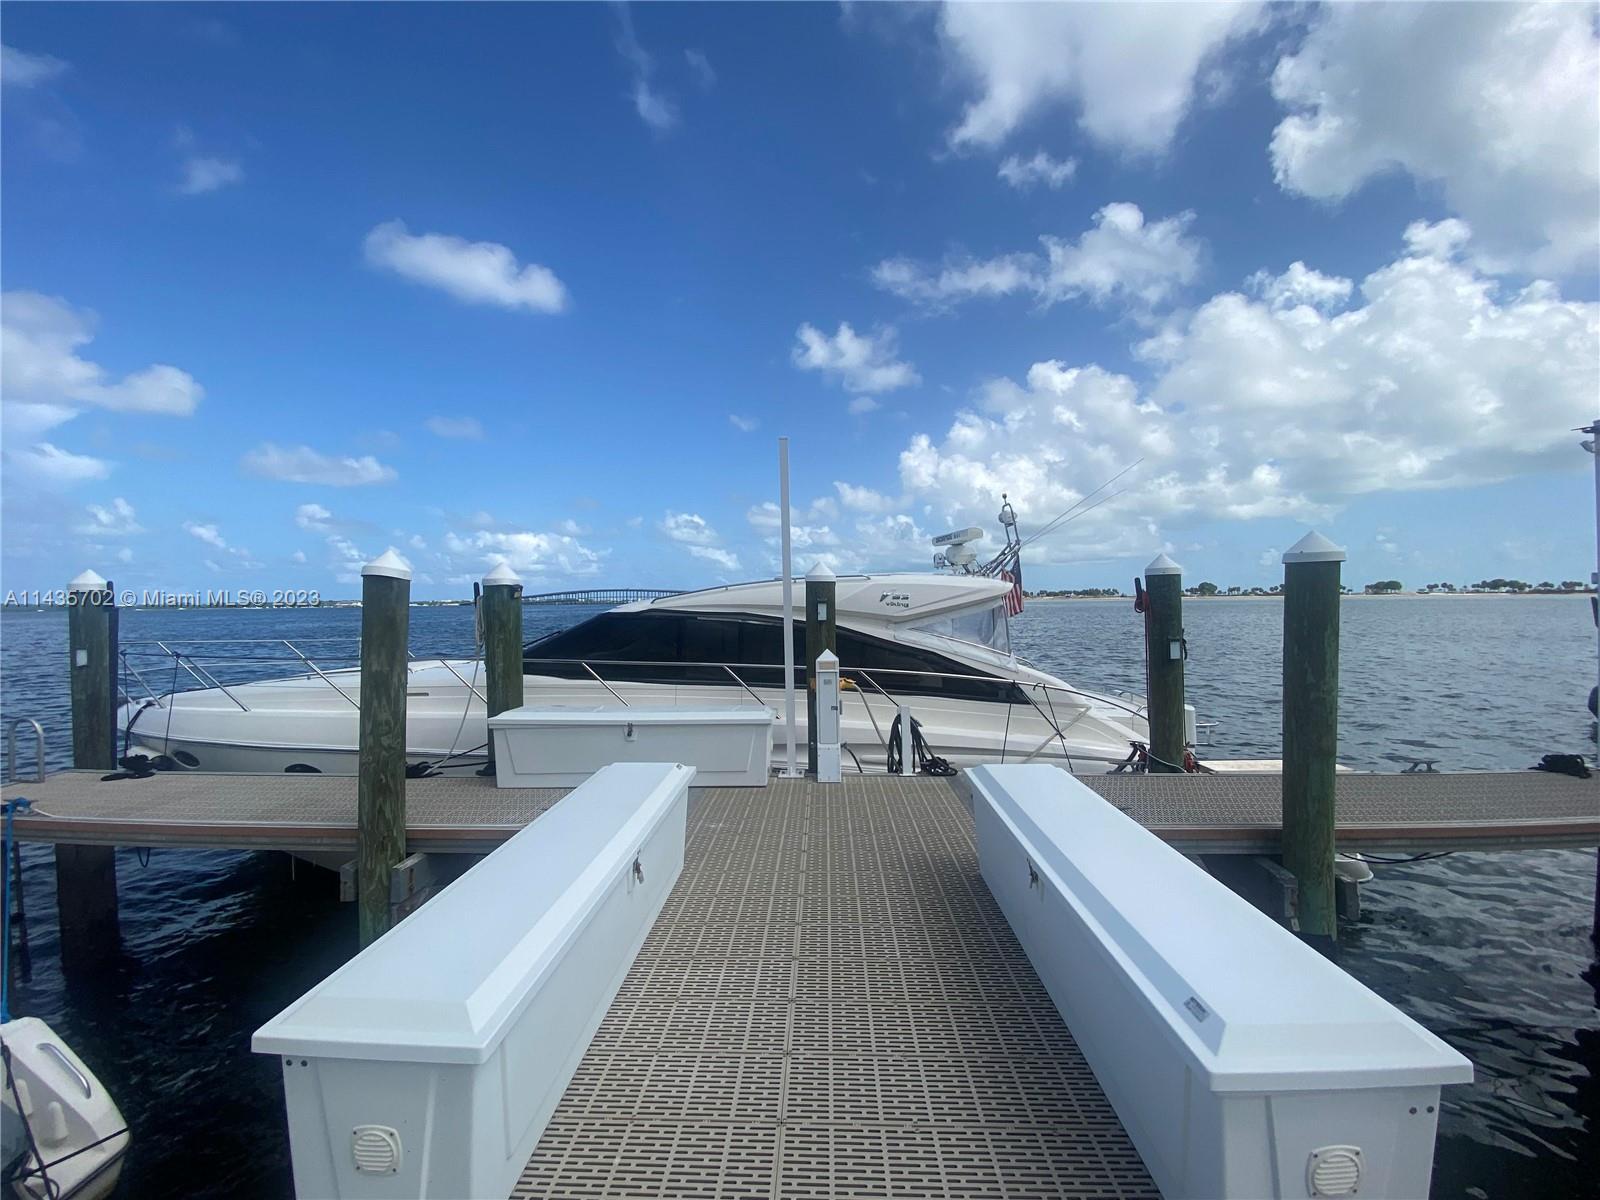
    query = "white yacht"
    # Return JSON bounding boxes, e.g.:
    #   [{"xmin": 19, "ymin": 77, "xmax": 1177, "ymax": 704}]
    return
[
  {"xmin": 120, "ymin": 509, "xmax": 1189, "ymax": 776},
  {"xmin": 119, "ymin": 569, "xmax": 1176, "ymax": 776}
]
